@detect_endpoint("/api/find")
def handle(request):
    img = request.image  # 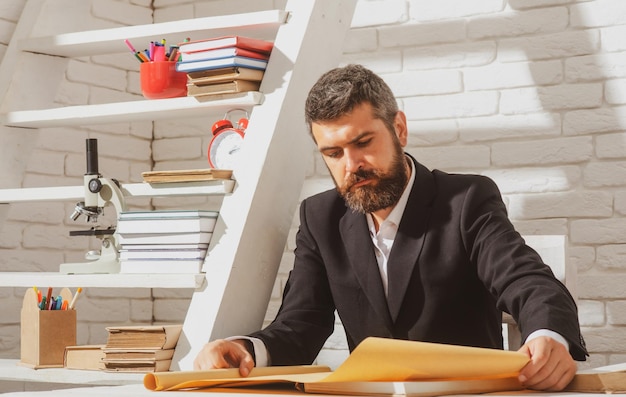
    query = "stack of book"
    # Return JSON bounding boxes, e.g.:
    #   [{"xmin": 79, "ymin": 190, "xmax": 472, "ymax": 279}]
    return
[
  {"xmin": 175, "ymin": 35, "xmax": 273, "ymax": 98},
  {"xmin": 102, "ymin": 324, "xmax": 182, "ymax": 373},
  {"xmin": 116, "ymin": 210, "xmax": 218, "ymax": 274}
]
